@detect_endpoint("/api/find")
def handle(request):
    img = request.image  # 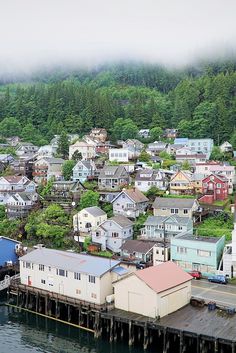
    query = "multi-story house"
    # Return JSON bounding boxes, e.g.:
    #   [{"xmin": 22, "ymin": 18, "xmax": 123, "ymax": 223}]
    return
[
  {"xmin": 98, "ymin": 165, "xmax": 129, "ymax": 191},
  {"xmin": 72, "ymin": 160, "xmax": 97, "ymax": 183},
  {"xmin": 89, "ymin": 128, "xmax": 107, "ymax": 143},
  {"xmin": 147, "ymin": 141, "xmax": 168, "ymax": 155},
  {"xmin": 33, "ymin": 157, "xmax": 65, "ymax": 184},
  {"xmin": 0, "ymin": 175, "xmax": 36, "ymax": 204},
  {"xmin": 120, "ymin": 239, "xmax": 161, "ymax": 263},
  {"xmin": 220, "ymin": 141, "xmax": 233, "ymax": 153},
  {"xmin": 195, "ymin": 162, "xmax": 235, "ymax": 194},
  {"xmin": 135, "ymin": 169, "xmax": 168, "ymax": 192},
  {"xmin": 73, "ymin": 206, "xmax": 107, "ymax": 233},
  {"xmin": 153, "ymin": 197, "xmax": 199, "ymax": 219},
  {"xmin": 92, "ymin": 215, "xmax": 134, "ymax": 252},
  {"xmin": 109, "ymin": 148, "xmax": 129, "ymax": 163},
  {"xmin": 171, "ymin": 233, "xmax": 225, "ymax": 276},
  {"xmin": 69, "ymin": 141, "xmax": 96, "ymax": 160},
  {"xmin": 36, "ymin": 145, "xmax": 57, "ymax": 159},
  {"xmin": 163, "ymin": 128, "xmax": 178, "ymax": 139},
  {"xmin": 138, "ymin": 129, "xmax": 150, "ymax": 139},
  {"xmin": 19, "ymin": 248, "xmax": 125, "ymax": 305},
  {"xmin": 141, "ymin": 215, "xmax": 193, "ymax": 241},
  {"xmin": 16, "ymin": 142, "xmax": 39, "ymax": 157},
  {"xmin": 187, "ymin": 138, "xmax": 214, "ymax": 159},
  {"xmin": 175, "ymin": 147, "xmax": 207, "ymax": 166},
  {"xmin": 169, "ymin": 170, "xmax": 194, "ymax": 195},
  {"xmin": 122, "ymin": 139, "xmax": 144, "ymax": 159},
  {"xmin": 6, "ymin": 192, "xmax": 38, "ymax": 219},
  {"xmin": 12, "ymin": 155, "xmax": 34, "ymax": 179},
  {"xmin": 111, "ymin": 188, "xmax": 148, "ymax": 219},
  {"xmin": 199, "ymin": 174, "xmax": 229, "ymax": 204}
]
